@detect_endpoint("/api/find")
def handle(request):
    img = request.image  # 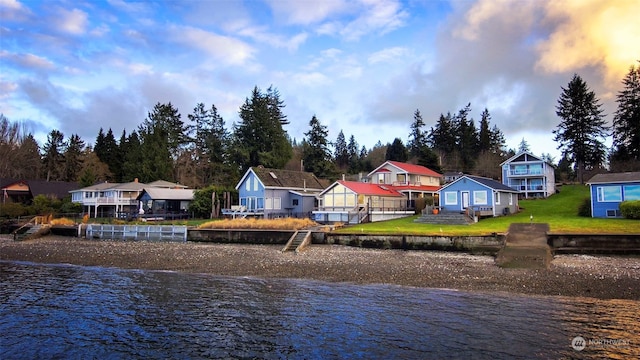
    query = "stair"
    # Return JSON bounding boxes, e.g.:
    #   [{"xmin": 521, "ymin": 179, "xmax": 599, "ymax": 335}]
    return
[
  {"xmin": 495, "ymin": 223, "xmax": 551, "ymax": 269},
  {"xmin": 14, "ymin": 224, "xmax": 51, "ymax": 241},
  {"xmin": 413, "ymin": 212, "xmax": 474, "ymax": 225},
  {"xmin": 282, "ymin": 230, "xmax": 311, "ymax": 253}
]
